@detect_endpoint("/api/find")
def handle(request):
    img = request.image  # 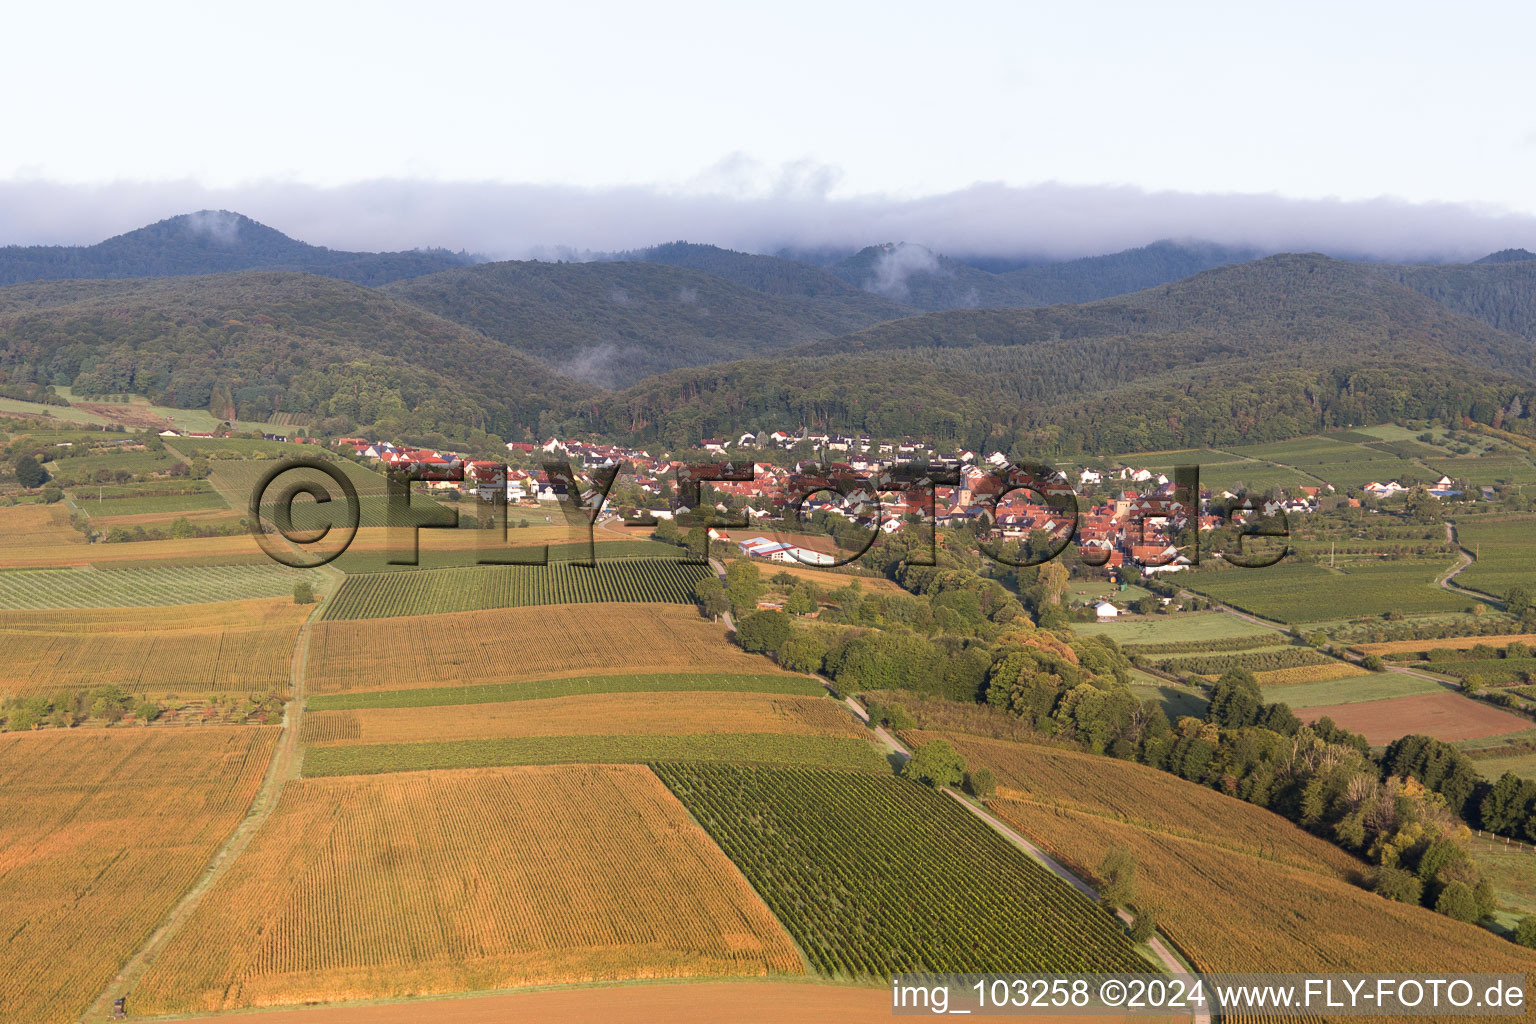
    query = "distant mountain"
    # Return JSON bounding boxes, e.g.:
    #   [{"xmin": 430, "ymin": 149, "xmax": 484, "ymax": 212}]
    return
[
  {"xmin": 0, "ymin": 272, "xmax": 590, "ymax": 442},
  {"xmin": 0, "ymin": 212, "xmax": 475, "ymax": 287},
  {"xmin": 1374, "ymin": 259, "xmax": 1536, "ymax": 341},
  {"xmin": 386, "ymin": 258, "xmax": 913, "ymax": 387},
  {"xmin": 584, "ymin": 255, "xmax": 1536, "ymax": 454},
  {"xmin": 824, "ymin": 240, "xmax": 1261, "ymax": 311},
  {"xmin": 1474, "ymin": 249, "xmax": 1536, "ymax": 265}
]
